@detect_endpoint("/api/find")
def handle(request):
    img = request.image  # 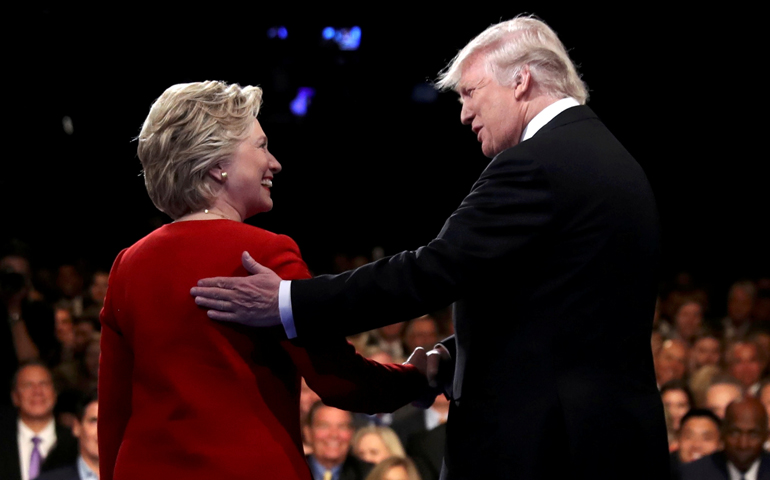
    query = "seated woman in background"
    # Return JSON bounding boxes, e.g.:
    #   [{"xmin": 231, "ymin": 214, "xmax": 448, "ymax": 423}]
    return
[
  {"xmin": 364, "ymin": 456, "xmax": 422, "ymax": 480},
  {"xmin": 353, "ymin": 425, "xmax": 407, "ymax": 464},
  {"xmin": 98, "ymin": 81, "xmax": 427, "ymax": 480}
]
